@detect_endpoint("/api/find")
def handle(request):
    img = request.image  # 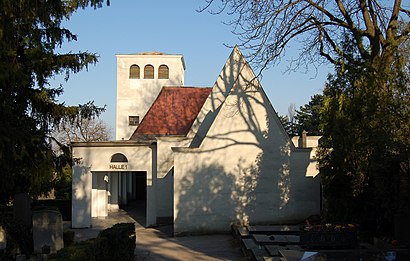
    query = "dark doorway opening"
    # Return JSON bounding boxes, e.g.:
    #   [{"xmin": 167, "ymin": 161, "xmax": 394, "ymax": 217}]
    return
[
  {"xmin": 134, "ymin": 171, "xmax": 147, "ymax": 201},
  {"xmin": 120, "ymin": 171, "xmax": 147, "ymax": 227}
]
